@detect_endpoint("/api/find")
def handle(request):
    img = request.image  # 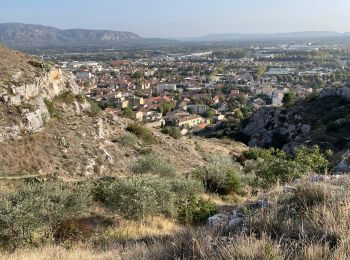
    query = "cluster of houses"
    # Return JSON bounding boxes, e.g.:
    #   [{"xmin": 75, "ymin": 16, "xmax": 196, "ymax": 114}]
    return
[{"xmin": 63, "ymin": 47, "xmax": 346, "ymax": 134}]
